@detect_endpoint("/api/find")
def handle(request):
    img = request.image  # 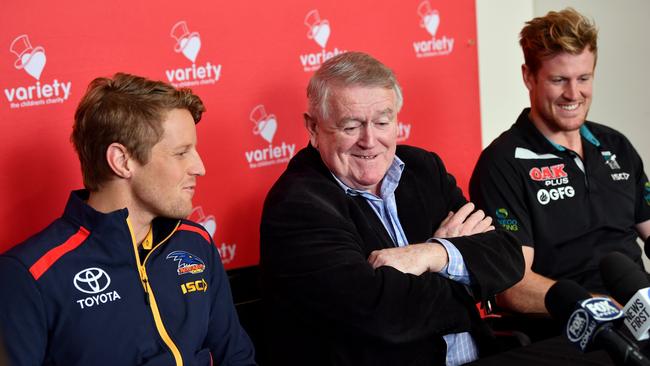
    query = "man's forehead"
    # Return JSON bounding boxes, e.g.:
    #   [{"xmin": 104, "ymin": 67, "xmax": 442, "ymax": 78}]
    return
[
  {"xmin": 539, "ymin": 50, "xmax": 596, "ymax": 72},
  {"xmin": 330, "ymin": 86, "xmax": 396, "ymax": 109}
]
